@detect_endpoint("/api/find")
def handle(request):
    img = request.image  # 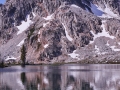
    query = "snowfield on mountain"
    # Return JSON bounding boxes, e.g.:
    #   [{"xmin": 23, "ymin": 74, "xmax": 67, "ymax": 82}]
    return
[{"xmin": 0, "ymin": 0, "xmax": 120, "ymax": 64}]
